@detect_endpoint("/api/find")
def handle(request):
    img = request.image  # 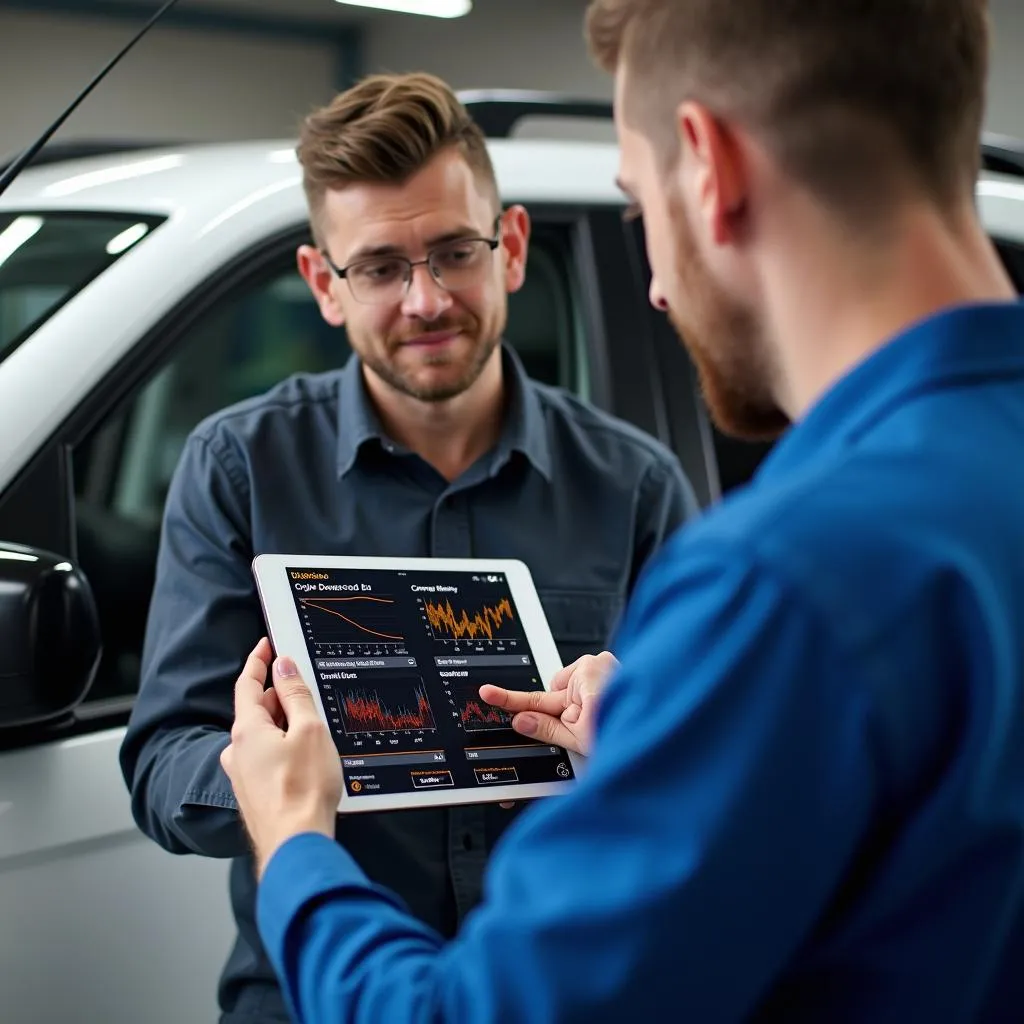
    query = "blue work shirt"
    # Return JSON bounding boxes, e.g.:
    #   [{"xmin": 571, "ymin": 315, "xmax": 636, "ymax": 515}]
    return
[
  {"xmin": 119, "ymin": 344, "xmax": 697, "ymax": 1023},
  {"xmin": 255, "ymin": 303, "xmax": 1024, "ymax": 1023}
]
